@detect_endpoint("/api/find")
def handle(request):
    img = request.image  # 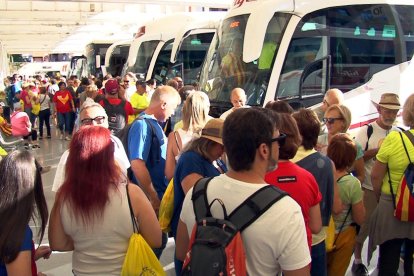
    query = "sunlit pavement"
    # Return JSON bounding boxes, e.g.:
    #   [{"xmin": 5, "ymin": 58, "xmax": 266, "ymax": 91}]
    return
[{"xmin": 29, "ymin": 126, "xmax": 401, "ymax": 276}]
